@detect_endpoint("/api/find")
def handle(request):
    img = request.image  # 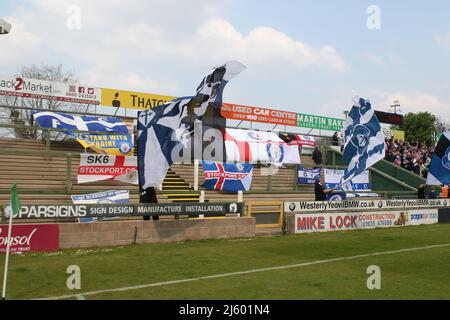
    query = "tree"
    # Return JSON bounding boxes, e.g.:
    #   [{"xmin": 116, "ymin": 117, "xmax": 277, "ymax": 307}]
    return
[
  {"xmin": 435, "ymin": 116, "xmax": 449, "ymax": 134},
  {"xmin": 0, "ymin": 64, "xmax": 80, "ymax": 138},
  {"xmin": 398, "ymin": 112, "xmax": 436, "ymax": 144}
]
